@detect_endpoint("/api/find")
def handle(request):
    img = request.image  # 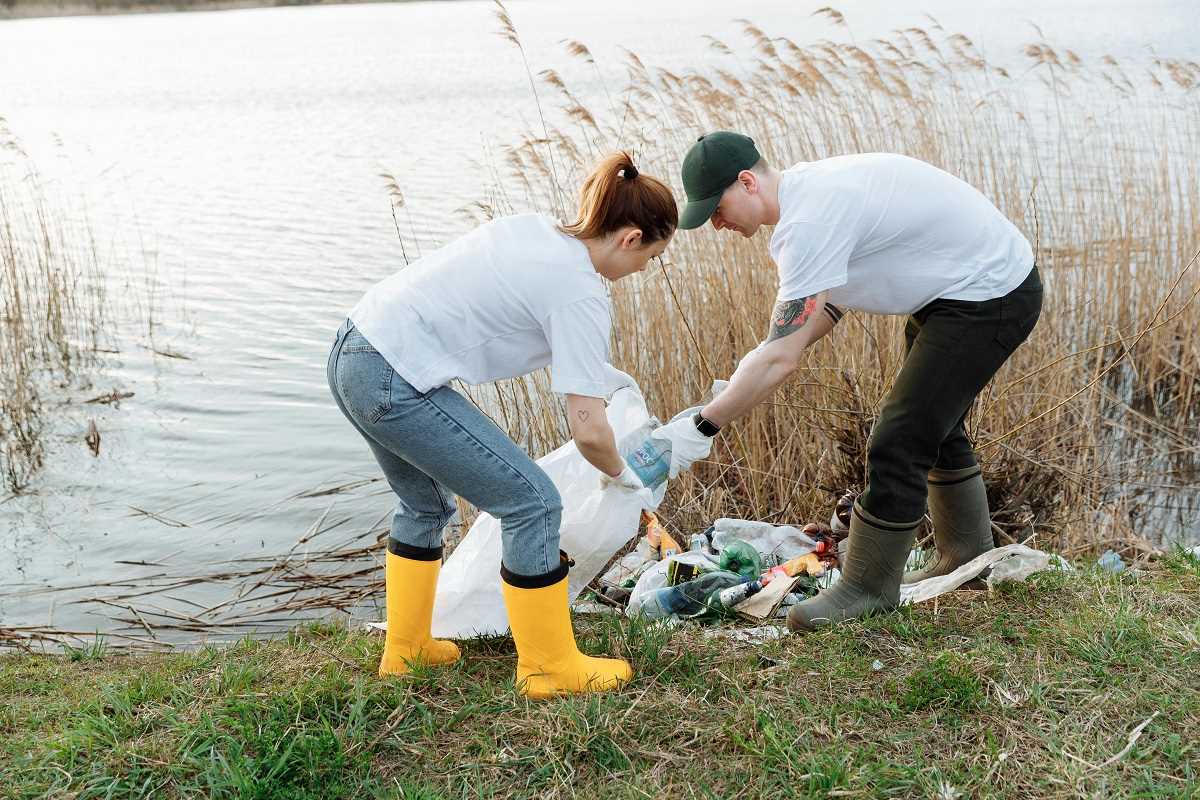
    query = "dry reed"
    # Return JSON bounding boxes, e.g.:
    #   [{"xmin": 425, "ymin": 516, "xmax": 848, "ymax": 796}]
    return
[{"xmin": 470, "ymin": 6, "xmax": 1200, "ymax": 554}]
